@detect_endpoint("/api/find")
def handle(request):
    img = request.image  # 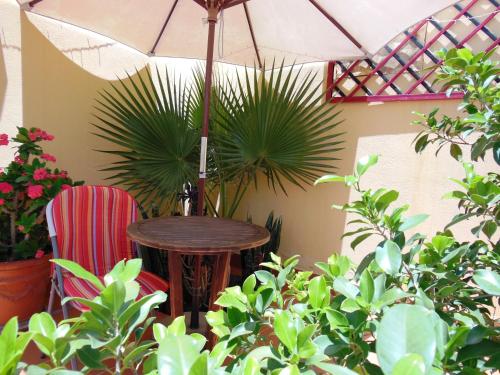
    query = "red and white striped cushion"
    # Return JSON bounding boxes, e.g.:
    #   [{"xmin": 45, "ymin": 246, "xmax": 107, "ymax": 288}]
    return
[{"xmin": 63, "ymin": 271, "xmax": 169, "ymax": 311}]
